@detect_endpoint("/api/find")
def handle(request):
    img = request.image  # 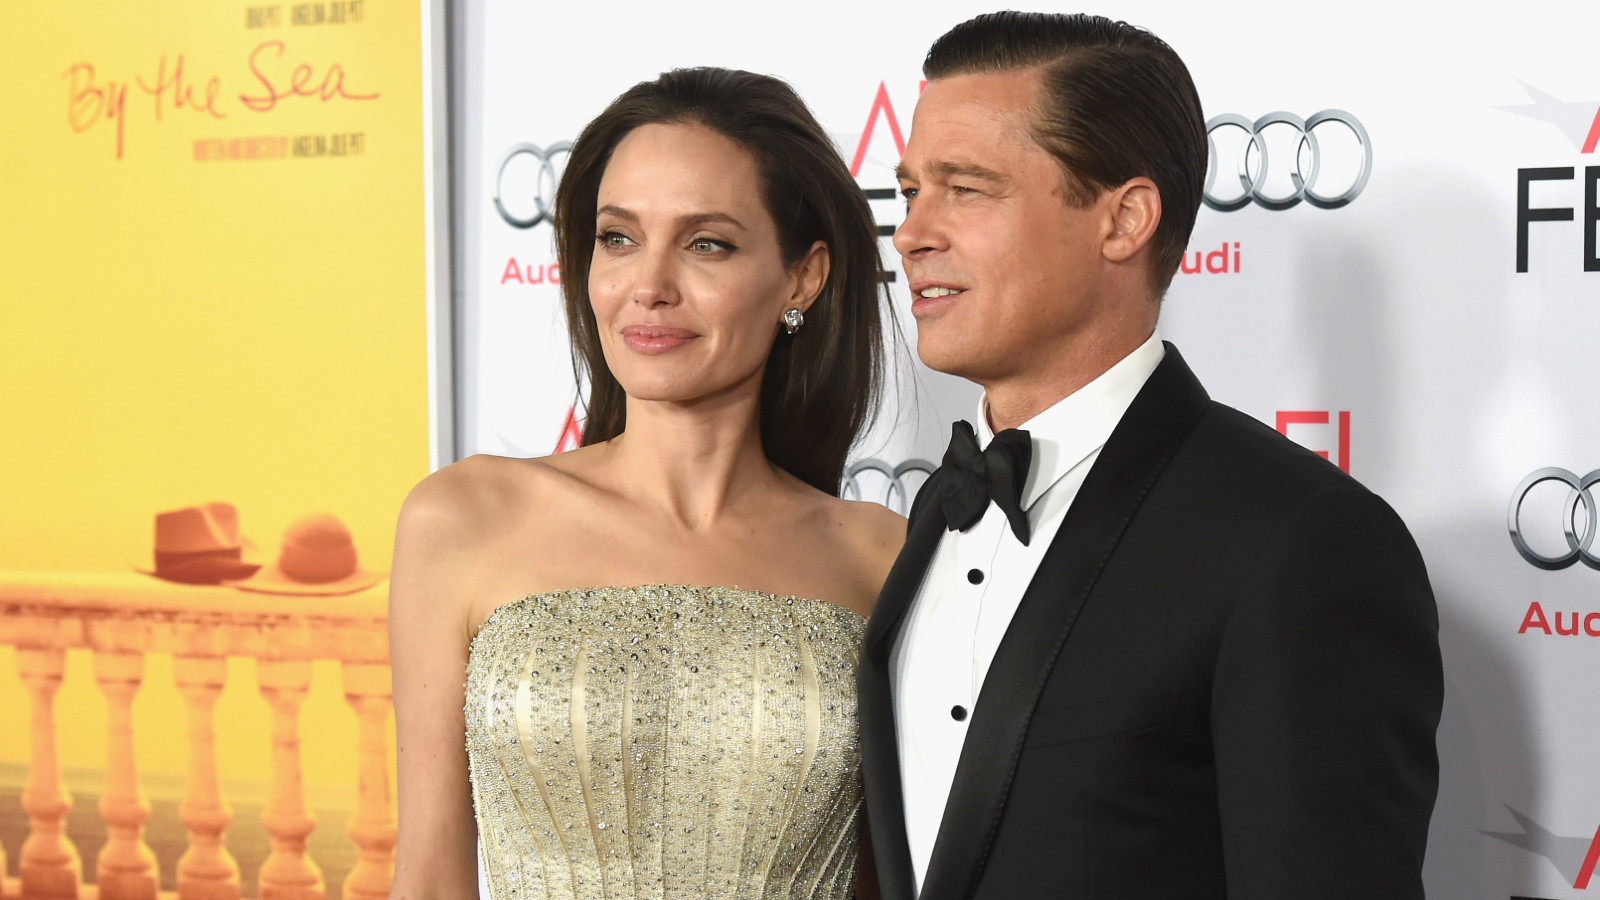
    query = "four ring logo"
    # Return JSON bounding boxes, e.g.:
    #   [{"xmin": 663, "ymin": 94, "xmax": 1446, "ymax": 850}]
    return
[
  {"xmin": 1508, "ymin": 467, "xmax": 1600, "ymax": 571},
  {"xmin": 493, "ymin": 141, "xmax": 573, "ymax": 229},
  {"xmin": 1204, "ymin": 111, "xmax": 1372, "ymax": 211},
  {"xmin": 843, "ymin": 458, "xmax": 935, "ymax": 515}
]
